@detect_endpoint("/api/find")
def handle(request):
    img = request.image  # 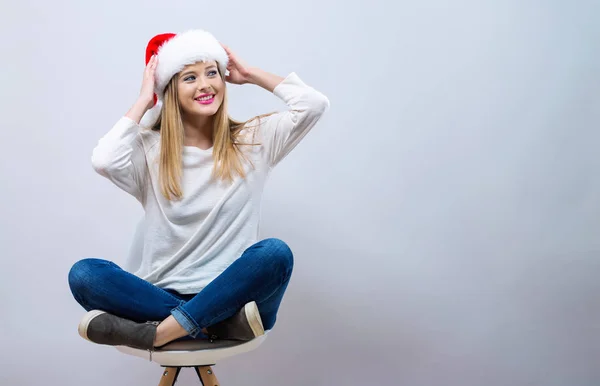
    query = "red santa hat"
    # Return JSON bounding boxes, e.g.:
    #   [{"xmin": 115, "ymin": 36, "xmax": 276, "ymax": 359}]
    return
[{"xmin": 140, "ymin": 29, "xmax": 229, "ymax": 127}]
